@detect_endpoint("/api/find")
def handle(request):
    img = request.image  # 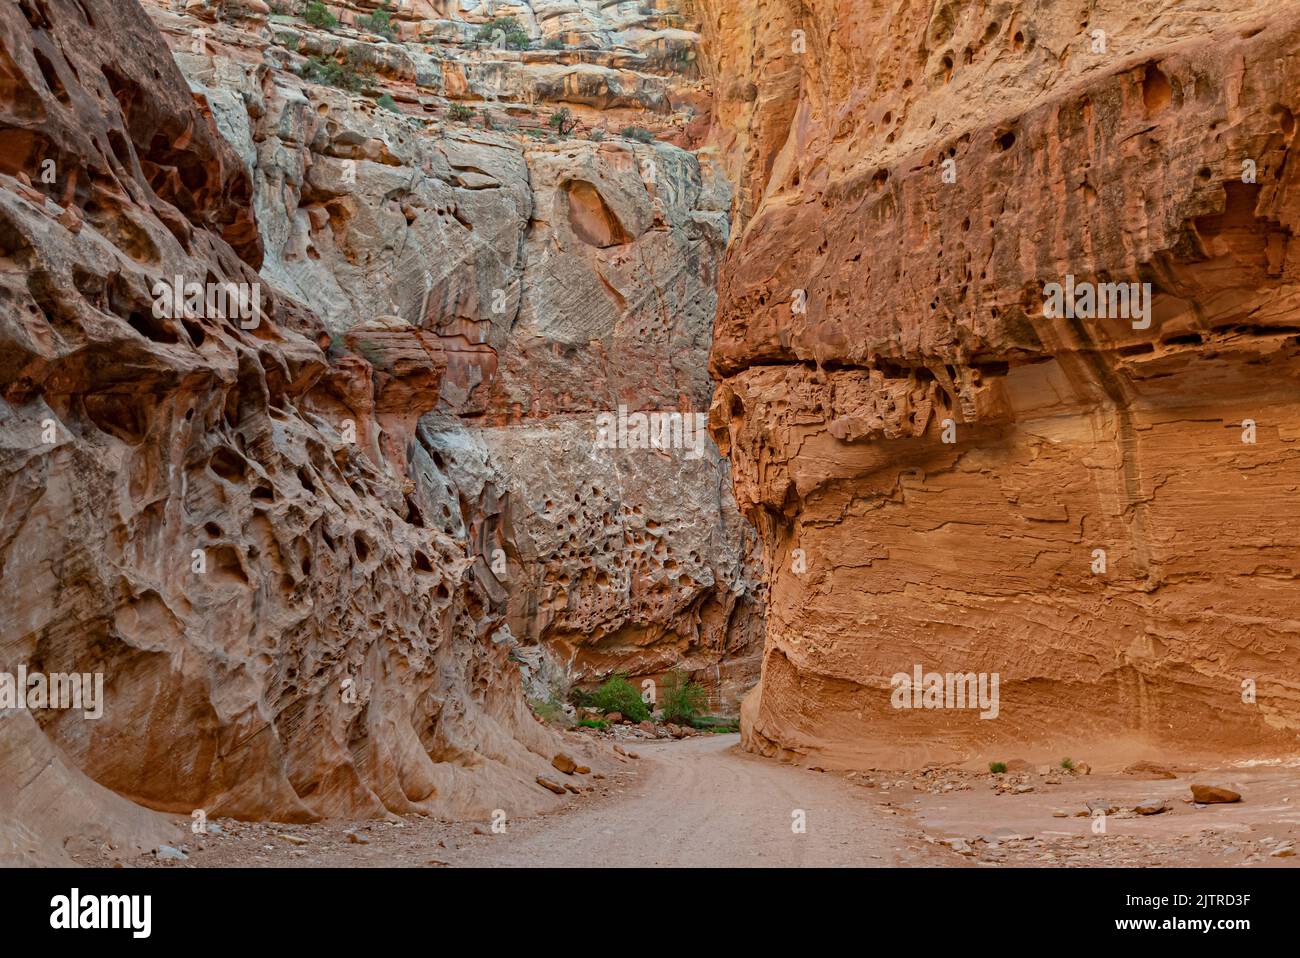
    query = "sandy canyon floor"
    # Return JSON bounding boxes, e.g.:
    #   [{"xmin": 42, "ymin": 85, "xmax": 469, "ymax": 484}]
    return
[{"xmin": 60, "ymin": 736, "xmax": 1300, "ymax": 869}]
